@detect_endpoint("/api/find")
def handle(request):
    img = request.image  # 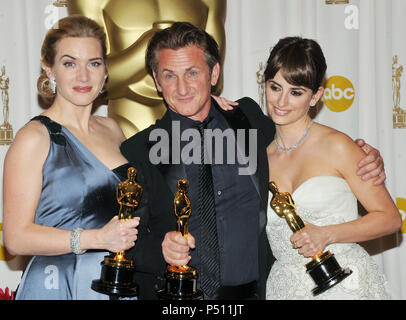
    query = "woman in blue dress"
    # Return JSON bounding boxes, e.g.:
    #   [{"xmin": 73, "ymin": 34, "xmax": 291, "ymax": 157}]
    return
[{"xmin": 2, "ymin": 16, "xmax": 140, "ymax": 300}]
